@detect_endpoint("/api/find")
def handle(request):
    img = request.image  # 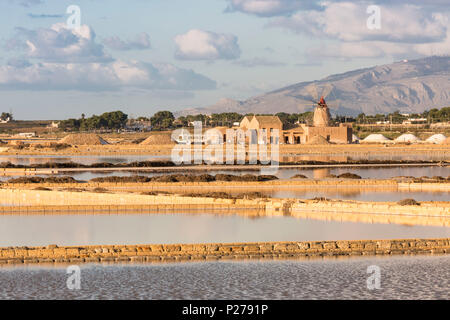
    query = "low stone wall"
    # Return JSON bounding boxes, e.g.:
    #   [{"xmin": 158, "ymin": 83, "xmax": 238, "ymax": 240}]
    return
[
  {"xmin": 1, "ymin": 238, "xmax": 448, "ymax": 265},
  {"xmin": 292, "ymin": 200, "xmax": 450, "ymax": 216},
  {"xmin": 0, "ymin": 188, "xmax": 268, "ymax": 208},
  {"xmin": 0, "ymin": 189, "xmax": 449, "ymax": 227}
]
